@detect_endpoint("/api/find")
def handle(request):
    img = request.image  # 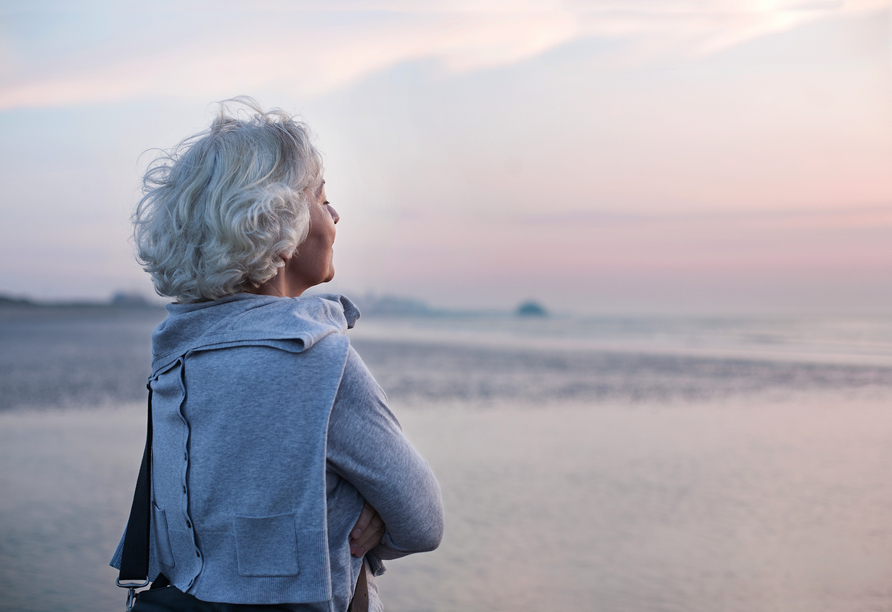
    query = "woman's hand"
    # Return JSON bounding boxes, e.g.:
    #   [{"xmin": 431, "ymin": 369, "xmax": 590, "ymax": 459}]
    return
[{"xmin": 350, "ymin": 502, "xmax": 385, "ymax": 557}]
